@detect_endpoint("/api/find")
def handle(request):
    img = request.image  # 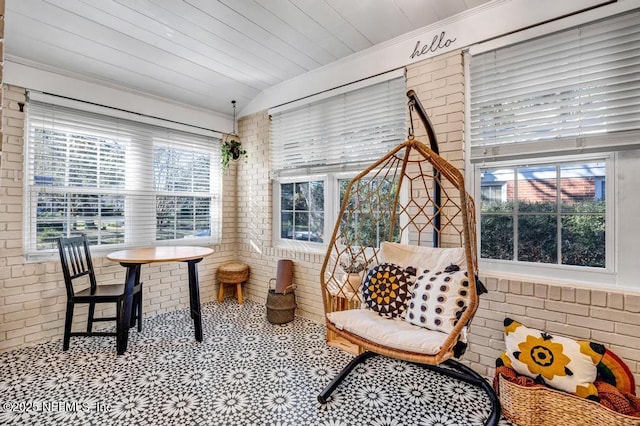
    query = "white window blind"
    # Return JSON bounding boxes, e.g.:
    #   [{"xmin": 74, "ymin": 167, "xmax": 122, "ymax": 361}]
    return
[
  {"xmin": 469, "ymin": 11, "xmax": 640, "ymax": 160},
  {"xmin": 270, "ymin": 76, "xmax": 407, "ymax": 175},
  {"xmin": 25, "ymin": 100, "xmax": 221, "ymax": 256}
]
